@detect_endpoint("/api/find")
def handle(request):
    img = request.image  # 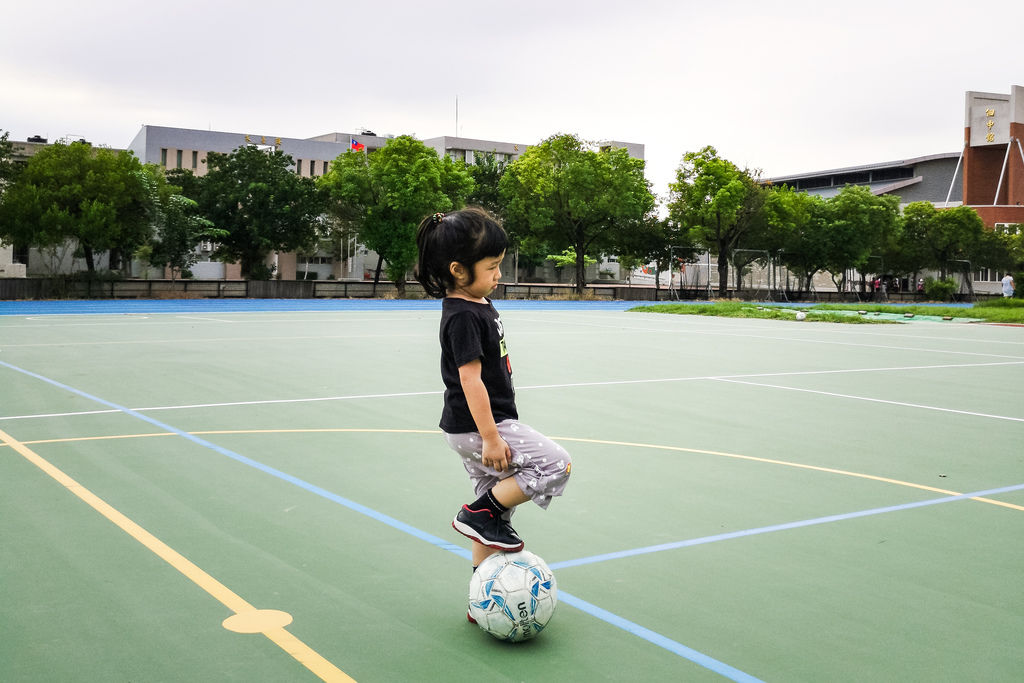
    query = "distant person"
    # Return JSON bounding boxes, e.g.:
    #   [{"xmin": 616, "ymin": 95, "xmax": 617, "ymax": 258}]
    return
[
  {"xmin": 917, "ymin": 278, "xmax": 924, "ymax": 295},
  {"xmin": 1002, "ymin": 272, "xmax": 1015, "ymax": 298},
  {"xmin": 415, "ymin": 207, "xmax": 572, "ymax": 621}
]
